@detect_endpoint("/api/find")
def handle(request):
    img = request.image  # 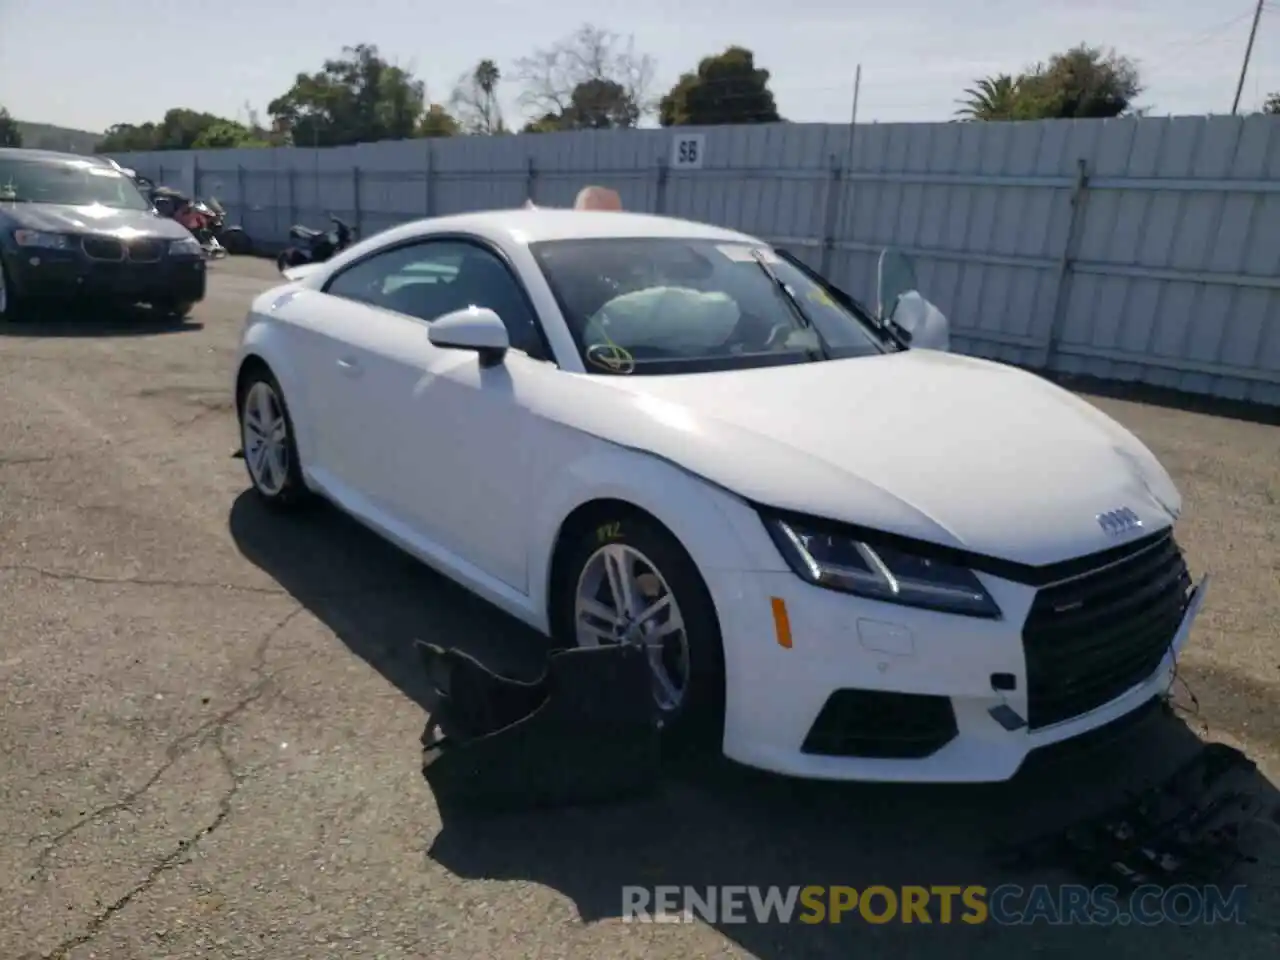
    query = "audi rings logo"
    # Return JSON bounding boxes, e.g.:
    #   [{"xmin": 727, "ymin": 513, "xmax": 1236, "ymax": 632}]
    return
[{"xmin": 1096, "ymin": 507, "xmax": 1143, "ymax": 538}]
